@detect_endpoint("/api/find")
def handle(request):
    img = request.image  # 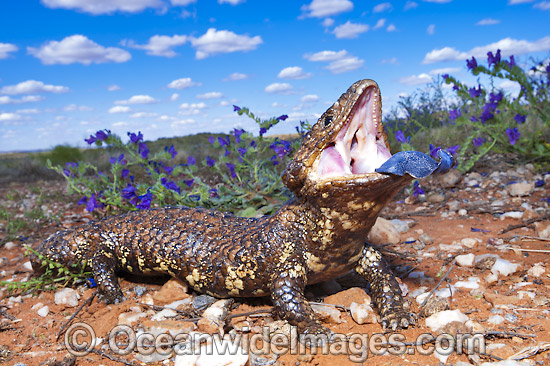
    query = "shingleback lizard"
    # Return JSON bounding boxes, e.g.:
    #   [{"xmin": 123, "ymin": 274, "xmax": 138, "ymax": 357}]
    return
[{"xmin": 32, "ymin": 79, "xmax": 451, "ymax": 337}]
